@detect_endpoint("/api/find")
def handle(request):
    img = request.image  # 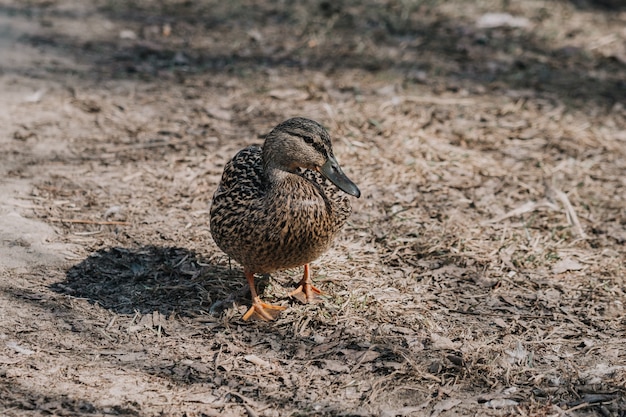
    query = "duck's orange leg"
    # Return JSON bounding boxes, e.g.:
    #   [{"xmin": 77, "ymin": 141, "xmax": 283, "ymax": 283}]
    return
[
  {"xmin": 289, "ymin": 264, "xmax": 324, "ymax": 303},
  {"xmin": 242, "ymin": 270, "xmax": 286, "ymax": 321}
]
